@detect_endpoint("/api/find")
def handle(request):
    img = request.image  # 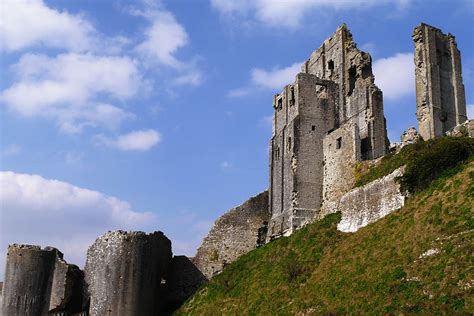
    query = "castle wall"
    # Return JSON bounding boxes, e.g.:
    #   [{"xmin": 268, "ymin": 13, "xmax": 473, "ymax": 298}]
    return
[
  {"xmin": 2, "ymin": 245, "xmax": 56, "ymax": 315},
  {"xmin": 301, "ymin": 24, "xmax": 388, "ymax": 160},
  {"xmin": 268, "ymin": 74, "xmax": 337, "ymax": 240},
  {"xmin": 1, "ymin": 245, "xmax": 85, "ymax": 315},
  {"xmin": 84, "ymin": 231, "xmax": 172, "ymax": 316},
  {"xmin": 193, "ymin": 191, "xmax": 269, "ymax": 279},
  {"xmin": 164, "ymin": 256, "xmax": 207, "ymax": 312},
  {"xmin": 321, "ymin": 167, "xmax": 407, "ymax": 232},
  {"xmin": 321, "ymin": 121, "xmax": 361, "ymax": 215},
  {"xmin": 413, "ymin": 23, "xmax": 468, "ymax": 140}
]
